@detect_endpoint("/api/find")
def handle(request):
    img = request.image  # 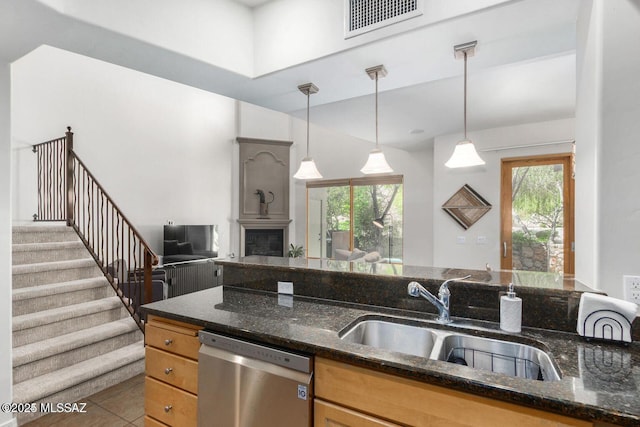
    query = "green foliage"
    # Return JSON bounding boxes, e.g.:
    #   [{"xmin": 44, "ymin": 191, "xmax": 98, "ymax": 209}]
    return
[
  {"xmin": 512, "ymin": 230, "xmax": 541, "ymax": 244},
  {"xmin": 321, "ymin": 182, "xmax": 403, "ymax": 259},
  {"xmin": 326, "ymin": 186, "xmax": 350, "ymax": 231},
  {"xmin": 287, "ymin": 244, "xmax": 304, "ymax": 258},
  {"xmin": 512, "ymin": 165, "xmax": 564, "ymax": 227}
]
